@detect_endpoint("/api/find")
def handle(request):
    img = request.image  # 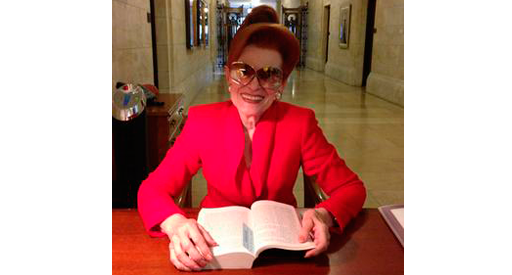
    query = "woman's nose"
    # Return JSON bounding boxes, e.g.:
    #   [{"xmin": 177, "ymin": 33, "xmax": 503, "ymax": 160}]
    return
[{"xmin": 246, "ymin": 76, "xmax": 262, "ymax": 90}]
